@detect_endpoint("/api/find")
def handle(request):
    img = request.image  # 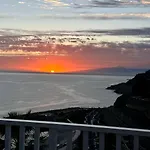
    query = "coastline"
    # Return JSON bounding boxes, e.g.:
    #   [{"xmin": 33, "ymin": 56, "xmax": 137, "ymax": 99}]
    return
[
  {"xmin": 0, "ymin": 73, "xmax": 129, "ymax": 117},
  {"xmin": 4, "ymin": 70, "xmax": 150, "ymax": 127},
  {"xmin": 3, "ymin": 70, "xmax": 150, "ymax": 127},
  {"xmin": 1, "ymin": 69, "xmax": 150, "ymax": 149}
]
